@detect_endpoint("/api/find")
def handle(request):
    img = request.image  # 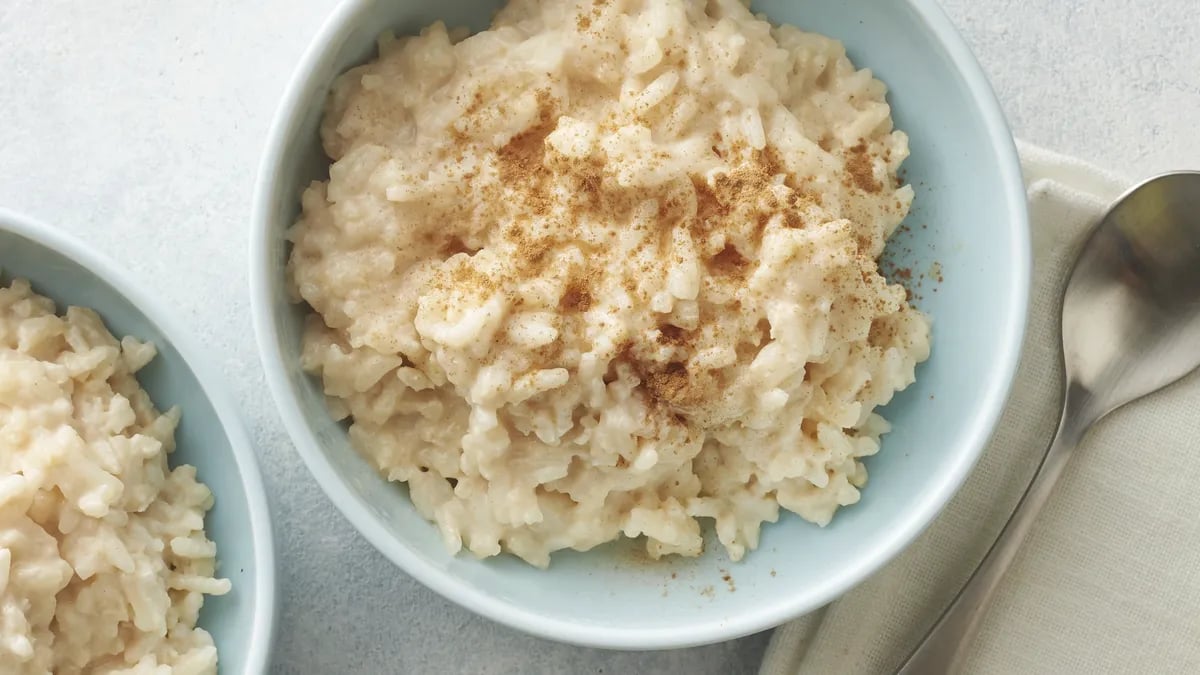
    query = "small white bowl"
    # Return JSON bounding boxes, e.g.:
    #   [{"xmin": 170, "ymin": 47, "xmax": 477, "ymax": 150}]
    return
[
  {"xmin": 0, "ymin": 209, "xmax": 277, "ymax": 671},
  {"xmin": 251, "ymin": 0, "xmax": 1029, "ymax": 649}
]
